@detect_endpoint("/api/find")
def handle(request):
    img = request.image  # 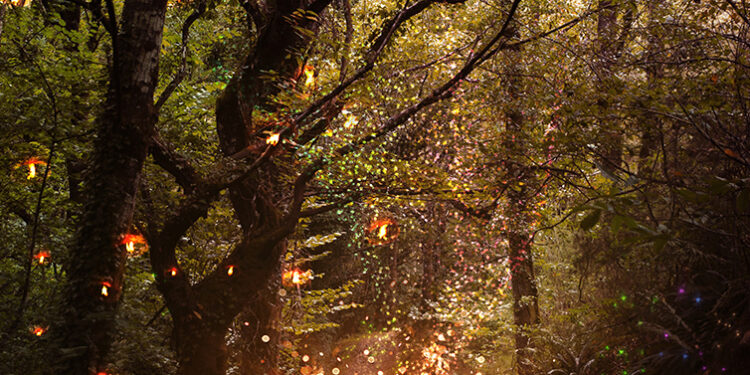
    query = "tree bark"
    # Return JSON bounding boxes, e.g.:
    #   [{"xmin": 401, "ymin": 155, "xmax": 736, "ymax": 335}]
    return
[
  {"xmin": 56, "ymin": 1, "xmax": 167, "ymax": 373},
  {"xmin": 503, "ymin": 32, "xmax": 540, "ymax": 375}
]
